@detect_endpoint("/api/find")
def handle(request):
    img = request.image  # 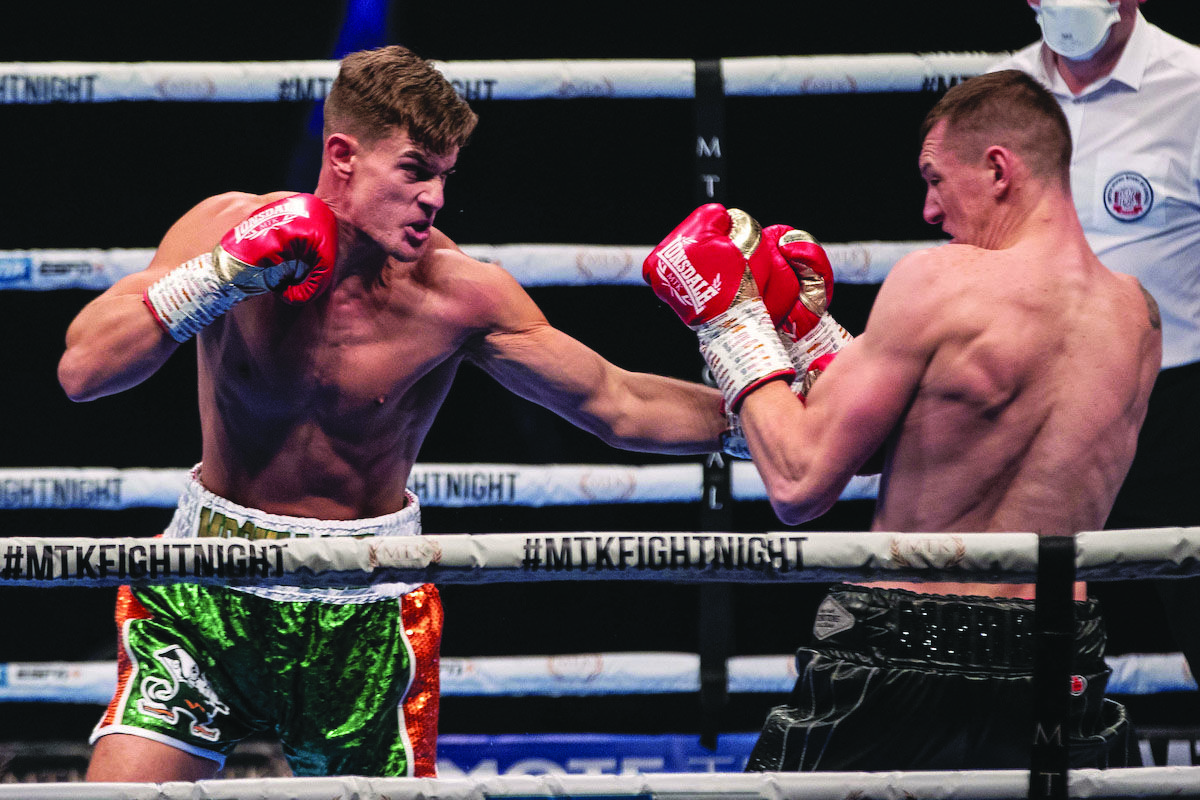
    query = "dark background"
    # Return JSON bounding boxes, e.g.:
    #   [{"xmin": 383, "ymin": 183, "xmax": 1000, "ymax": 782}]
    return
[{"xmin": 2, "ymin": 0, "xmax": 1199, "ymax": 744}]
